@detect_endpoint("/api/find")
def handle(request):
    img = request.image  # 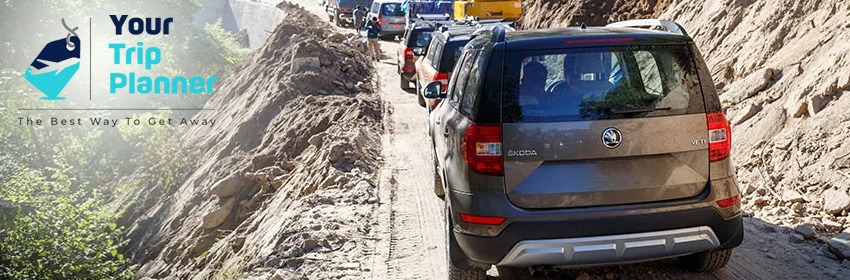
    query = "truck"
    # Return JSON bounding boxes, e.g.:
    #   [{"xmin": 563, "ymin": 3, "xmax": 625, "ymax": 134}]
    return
[
  {"xmin": 323, "ymin": 0, "xmax": 375, "ymax": 27},
  {"xmin": 402, "ymin": 0, "xmax": 453, "ymax": 22},
  {"xmin": 452, "ymin": 0, "xmax": 522, "ymax": 21}
]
